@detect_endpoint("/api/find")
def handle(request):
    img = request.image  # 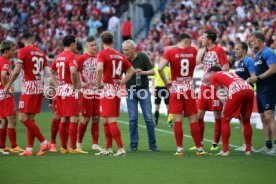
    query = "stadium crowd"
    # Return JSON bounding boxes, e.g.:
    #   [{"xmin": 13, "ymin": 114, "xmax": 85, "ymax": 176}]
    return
[
  {"xmin": 137, "ymin": 0, "xmax": 276, "ymax": 68},
  {"xmin": 0, "ymin": 0, "xmax": 131, "ymax": 57}
]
